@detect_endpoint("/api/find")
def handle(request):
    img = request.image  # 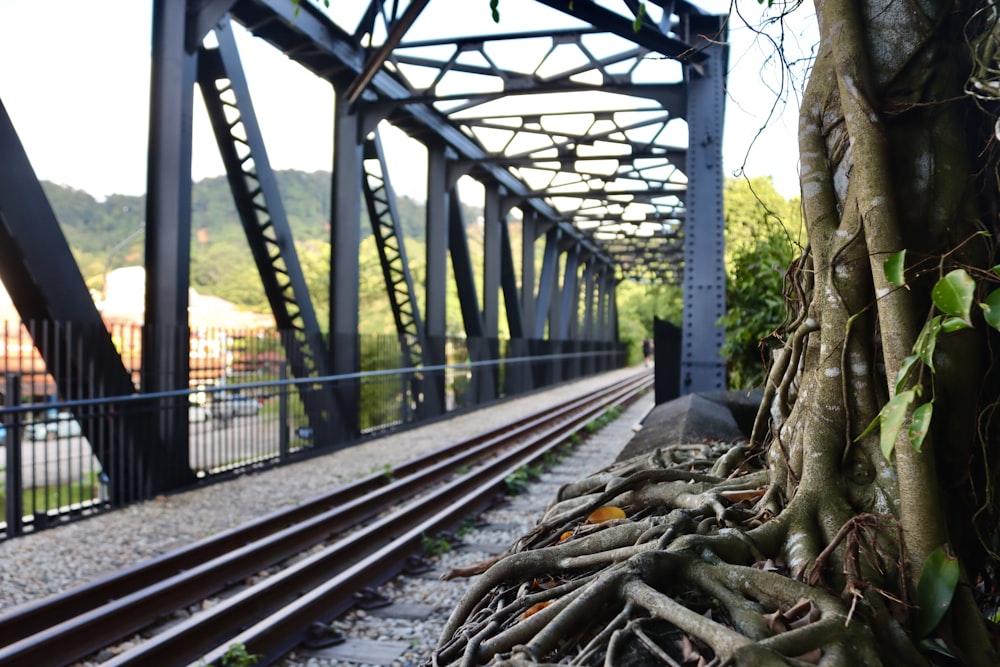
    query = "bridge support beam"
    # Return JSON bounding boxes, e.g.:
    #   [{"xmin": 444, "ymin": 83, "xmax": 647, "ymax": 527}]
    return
[
  {"xmin": 143, "ymin": 0, "xmax": 197, "ymax": 491},
  {"xmin": 681, "ymin": 15, "xmax": 728, "ymax": 394},
  {"xmin": 330, "ymin": 94, "xmax": 363, "ymax": 442}
]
